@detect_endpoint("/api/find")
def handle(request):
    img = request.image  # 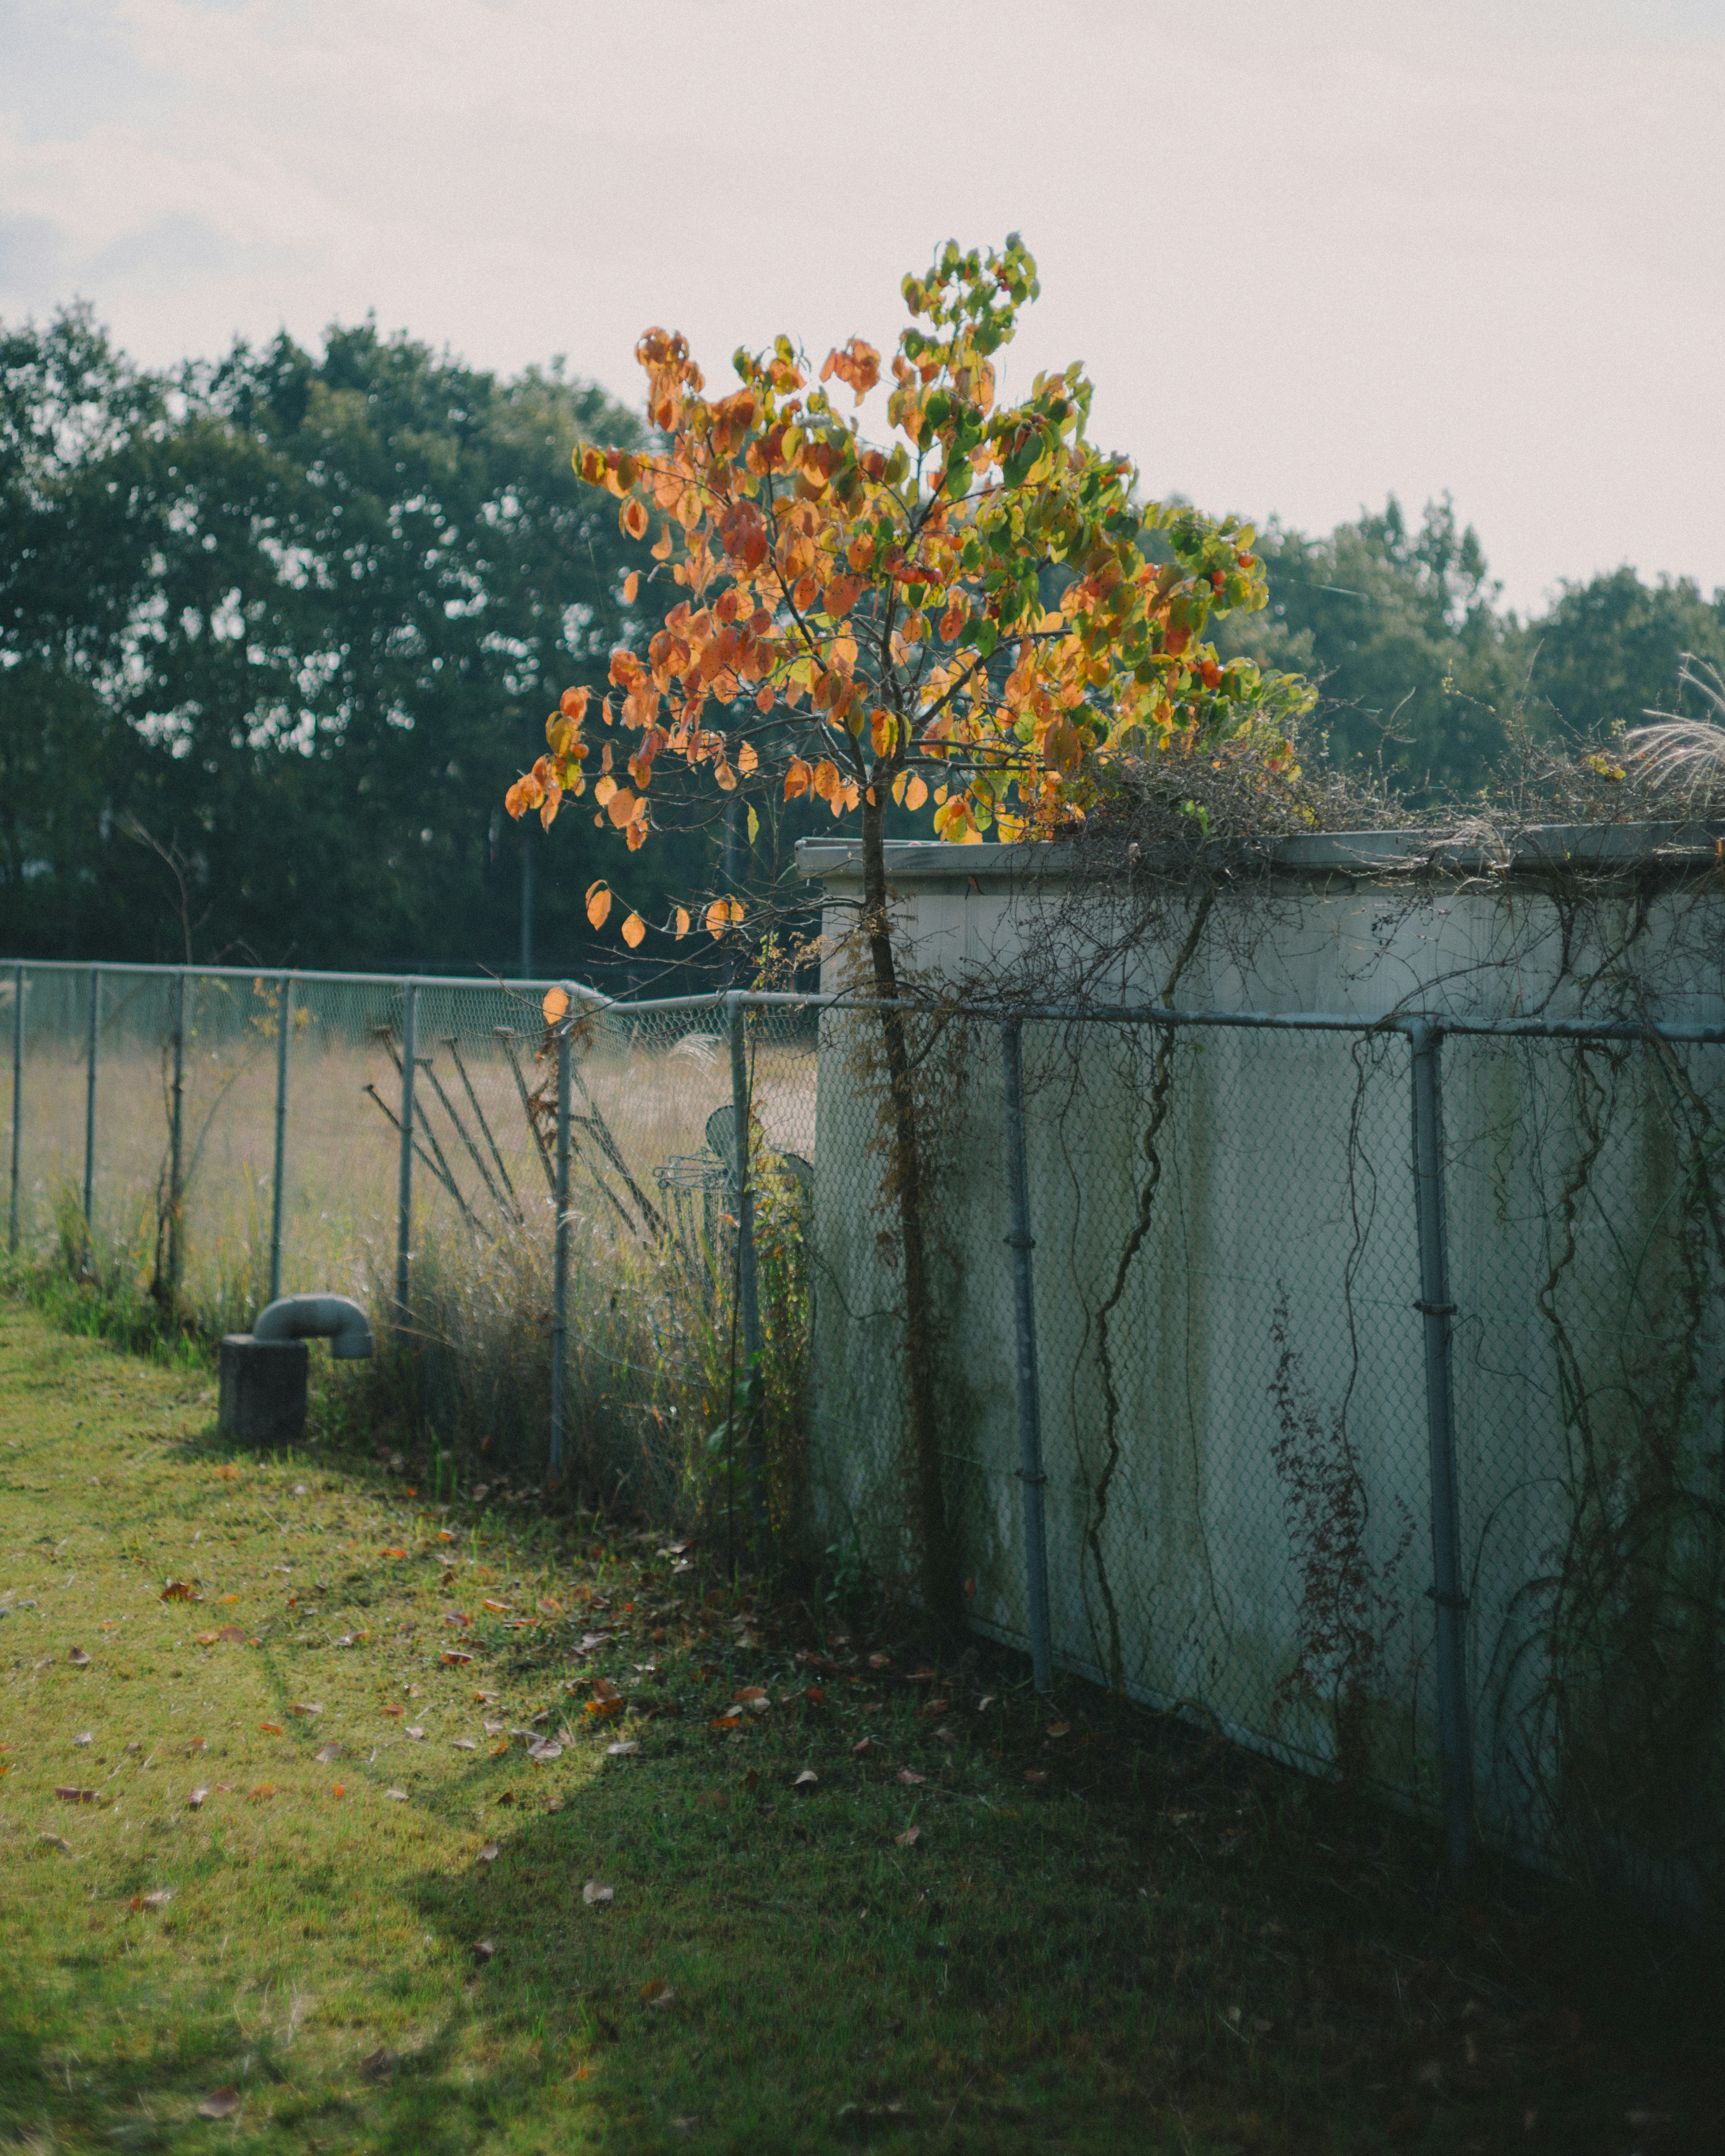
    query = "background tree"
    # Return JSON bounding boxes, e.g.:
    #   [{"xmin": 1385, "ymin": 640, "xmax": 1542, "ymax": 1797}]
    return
[{"xmin": 508, "ymin": 236, "xmax": 1311, "ymax": 1617}]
